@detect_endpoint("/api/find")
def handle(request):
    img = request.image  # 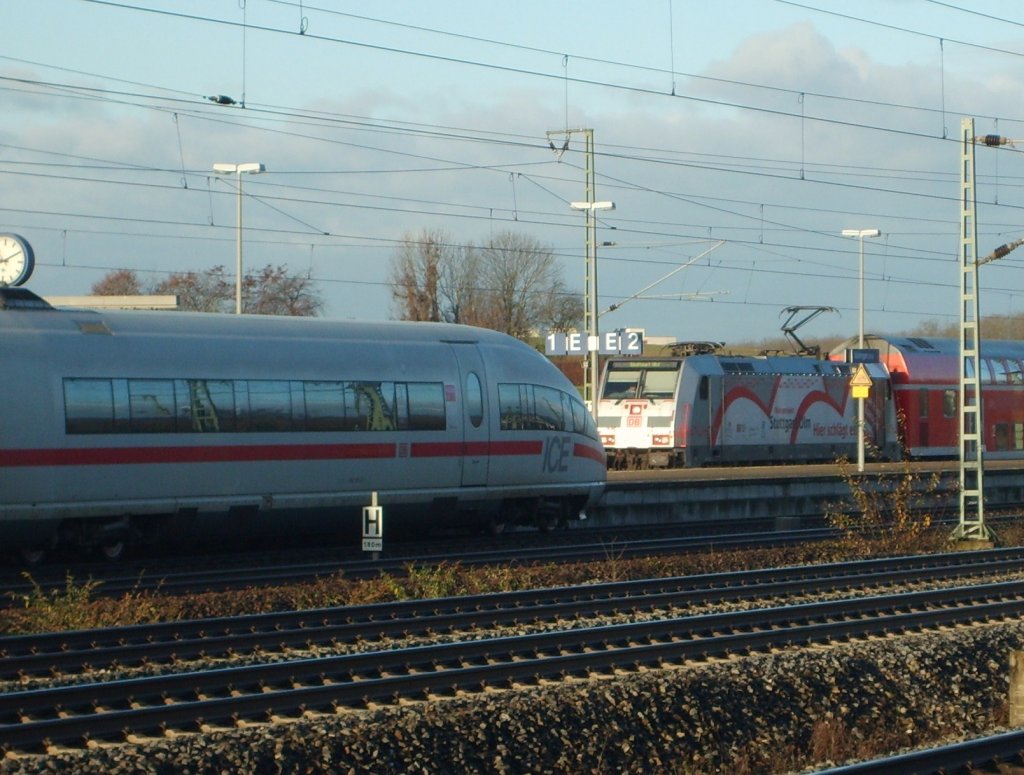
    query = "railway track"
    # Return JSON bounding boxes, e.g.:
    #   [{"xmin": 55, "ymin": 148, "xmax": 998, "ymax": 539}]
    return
[
  {"xmin": 816, "ymin": 728, "xmax": 1024, "ymax": 774},
  {"xmin": 3, "ymin": 546, "xmax": 1024, "ymax": 683},
  {"xmin": 3, "ymin": 550, "xmax": 1024, "ymax": 754},
  {"xmin": 0, "ymin": 525, "xmax": 831, "ymax": 608}
]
